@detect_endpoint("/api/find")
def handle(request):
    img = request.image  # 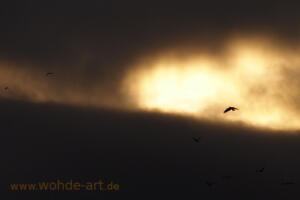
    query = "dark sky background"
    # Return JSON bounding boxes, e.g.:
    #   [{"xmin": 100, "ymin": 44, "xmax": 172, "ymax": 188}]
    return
[{"xmin": 2, "ymin": 1, "xmax": 300, "ymax": 199}]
